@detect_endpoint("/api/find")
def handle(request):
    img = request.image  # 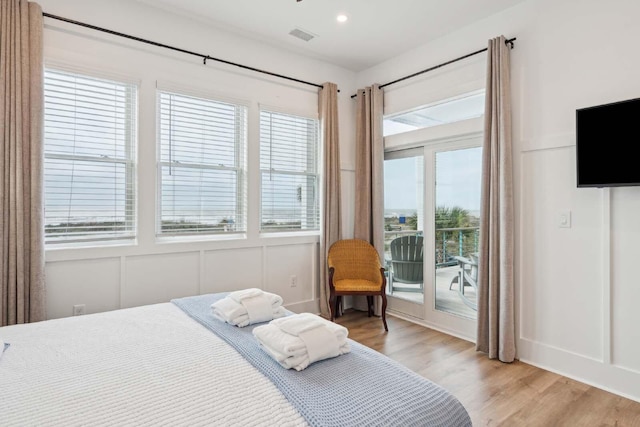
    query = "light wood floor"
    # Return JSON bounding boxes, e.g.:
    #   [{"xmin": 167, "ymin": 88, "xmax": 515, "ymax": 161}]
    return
[{"xmin": 336, "ymin": 310, "xmax": 640, "ymax": 427}]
